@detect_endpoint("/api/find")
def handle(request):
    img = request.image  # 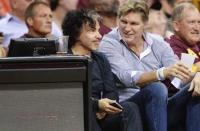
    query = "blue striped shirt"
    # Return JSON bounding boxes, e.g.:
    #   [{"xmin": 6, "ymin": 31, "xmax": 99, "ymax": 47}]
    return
[{"xmin": 99, "ymin": 28, "xmax": 177, "ymax": 102}]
